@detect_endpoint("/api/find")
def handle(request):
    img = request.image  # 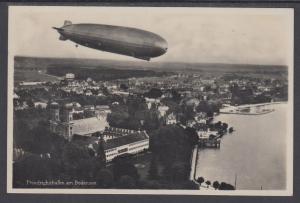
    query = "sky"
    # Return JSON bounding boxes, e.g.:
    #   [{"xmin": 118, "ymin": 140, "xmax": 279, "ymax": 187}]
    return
[{"xmin": 9, "ymin": 6, "xmax": 293, "ymax": 65}]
